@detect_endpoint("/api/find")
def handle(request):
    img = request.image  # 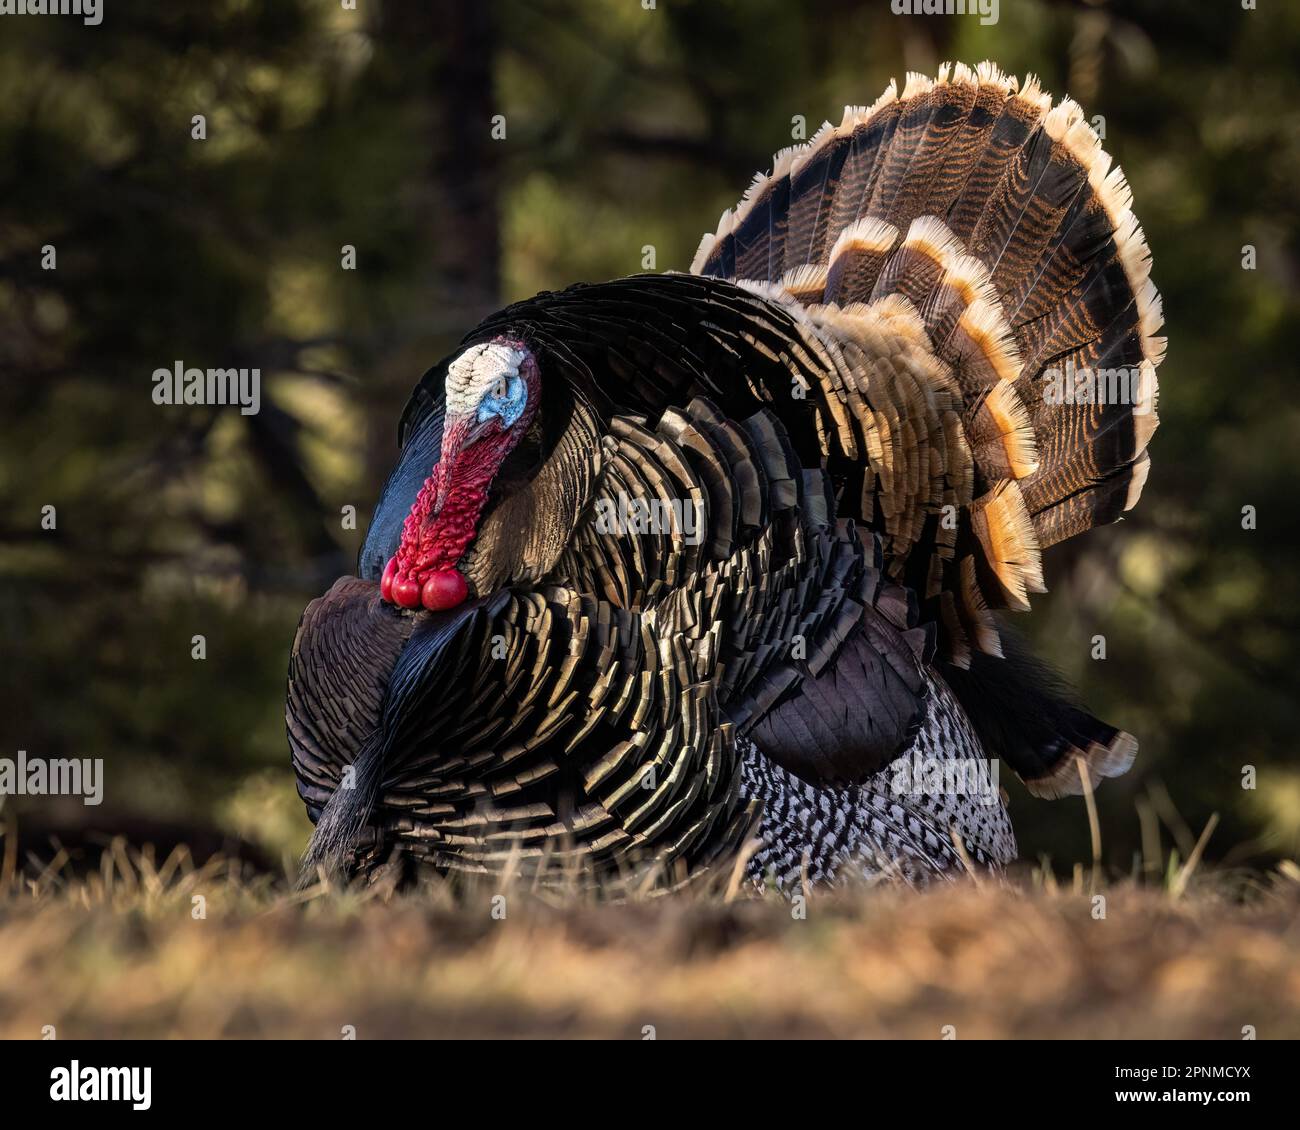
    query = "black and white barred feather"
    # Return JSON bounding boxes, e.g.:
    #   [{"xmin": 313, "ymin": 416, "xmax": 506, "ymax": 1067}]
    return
[{"xmin": 742, "ymin": 675, "xmax": 1015, "ymax": 890}]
